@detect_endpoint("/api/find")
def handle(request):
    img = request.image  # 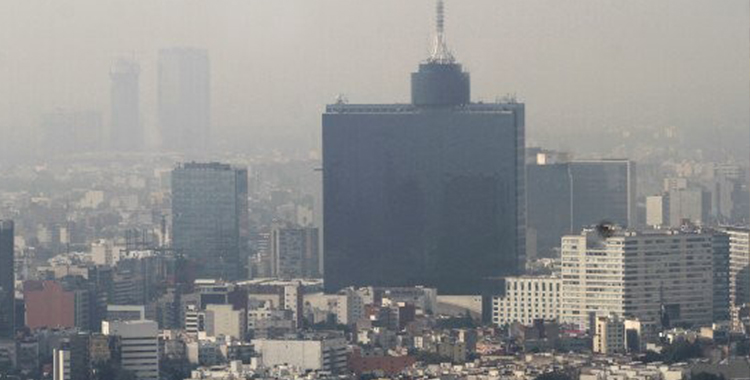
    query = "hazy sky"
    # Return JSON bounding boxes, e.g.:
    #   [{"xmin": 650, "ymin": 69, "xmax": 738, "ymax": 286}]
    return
[{"xmin": 0, "ymin": 0, "xmax": 748, "ymax": 156}]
